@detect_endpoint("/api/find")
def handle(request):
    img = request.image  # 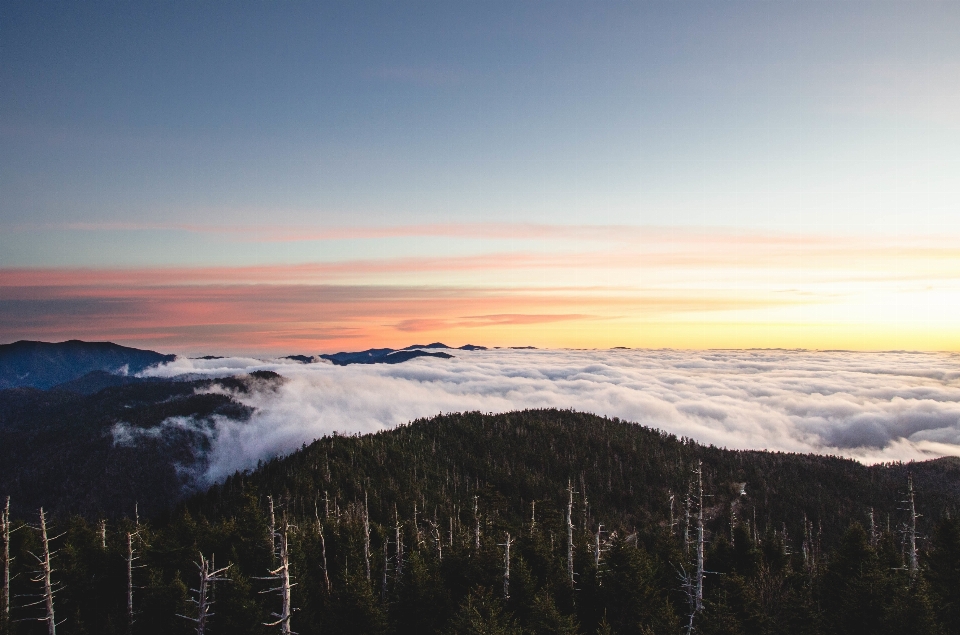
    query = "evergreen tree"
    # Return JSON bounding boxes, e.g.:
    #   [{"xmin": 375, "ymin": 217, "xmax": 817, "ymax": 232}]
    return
[
  {"xmin": 599, "ymin": 538, "xmax": 676, "ymax": 635},
  {"xmin": 444, "ymin": 587, "xmax": 521, "ymax": 635},
  {"xmin": 926, "ymin": 516, "xmax": 960, "ymax": 634}
]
